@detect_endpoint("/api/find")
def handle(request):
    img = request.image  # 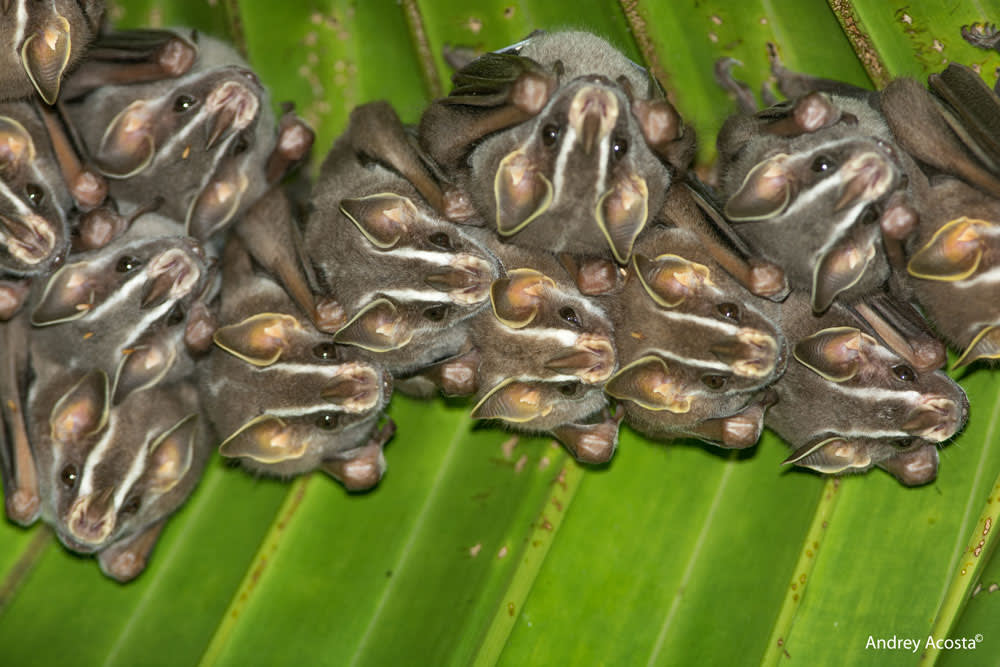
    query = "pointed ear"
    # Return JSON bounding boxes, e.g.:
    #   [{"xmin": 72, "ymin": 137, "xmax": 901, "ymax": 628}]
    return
[
  {"xmin": 494, "ymin": 150, "xmax": 553, "ymax": 235},
  {"xmin": 953, "ymin": 325, "xmax": 1000, "ymax": 368},
  {"xmin": 596, "ymin": 173, "xmax": 648, "ymax": 263},
  {"xmin": 490, "ymin": 268, "xmax": 555, "ymax": 328},
  {"xmin": 783, "ymin": 437, "xmax": 872, "ymax": 474},
  {"xmin": 334, "ymin": 298, "xmax": 412, "ymax": 352},
  {"xmin": 213, "ymin": 313, "xmax": 301, "ymax": 366},
  {"xmin": 810, "ymin": 236, "xmax": 876, "ymax": 312},
  {"xmin": 633, "ymin": 253, "xmax": 713, "ymax": 308},
  {"xmin": 50, "ymin": 370, "xmax": 110, "ymax": 444},
  {"xmin": 604, "ymin": 356, "xmax": 692, "ymax": 413},
  {"xmin": 471, "ymin": 379, "xmax": 553, "ymax": 423},
  {"xmin": 0, "ymin": 116, "xmax": 36, "ymax": 178},
  {"xmin": 31, "ymin": 261, "xmax": 99, "ymax": 326},
  {"xmin": 793, "ymin": 327, "xmax": 868, "ymax": 382},
  {"xmin": 95, "ymin": 100, "xmax": 157, "ymax": 178},
  {"xmin": 112, "ymin": 340, "xmax": 177, "ymax": 404},
  {"xmin": 185, "ymin": 166, "xmax": 249, "ymax": 240},
  {"xmin": 724, "ymin": 155, "xmax": 793, "ymax": 221},
  {"xmin": 147, "ymin": 415, "xmax": 198, "ymax": 494},
  {"xmin": 219, "ymin": 415, "xmax": 307, "ymax": 464},
  {"xmin": 21, "ymin": 15, "xmax": 72, "ymax": 104},
  {"xmin": 907, "ymin": 217, "xmax": 990, "ymax": 282},
  {"xmin": 339, "ymin": 194, "xmax": 417, "ymax": 249}
]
